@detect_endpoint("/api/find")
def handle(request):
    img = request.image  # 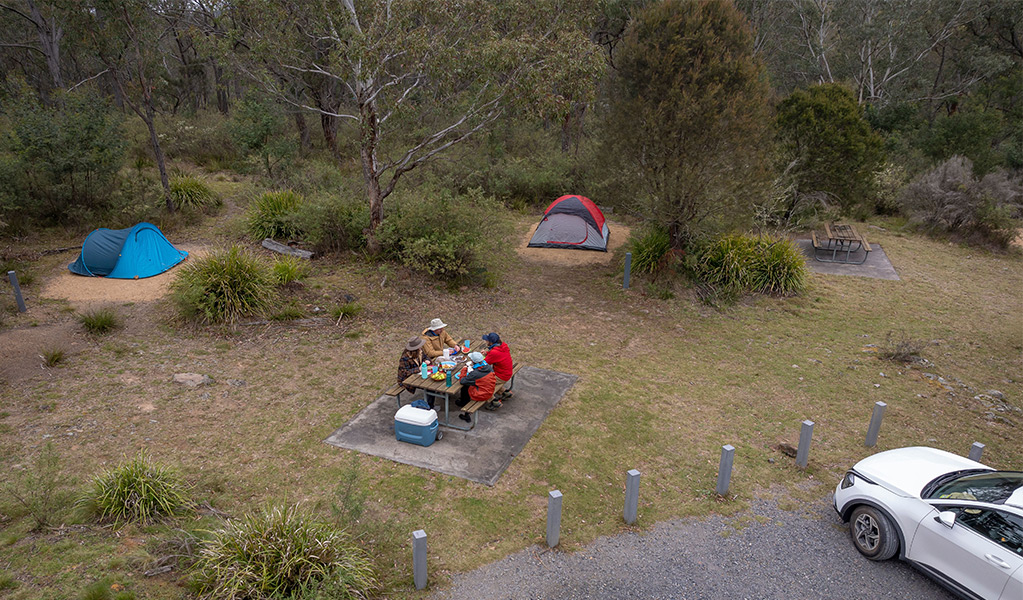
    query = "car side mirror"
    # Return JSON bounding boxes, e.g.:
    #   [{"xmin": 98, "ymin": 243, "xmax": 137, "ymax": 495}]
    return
[{"xmin": 935, "ymin": 511, "xmax": 957, "ymax": 529}]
